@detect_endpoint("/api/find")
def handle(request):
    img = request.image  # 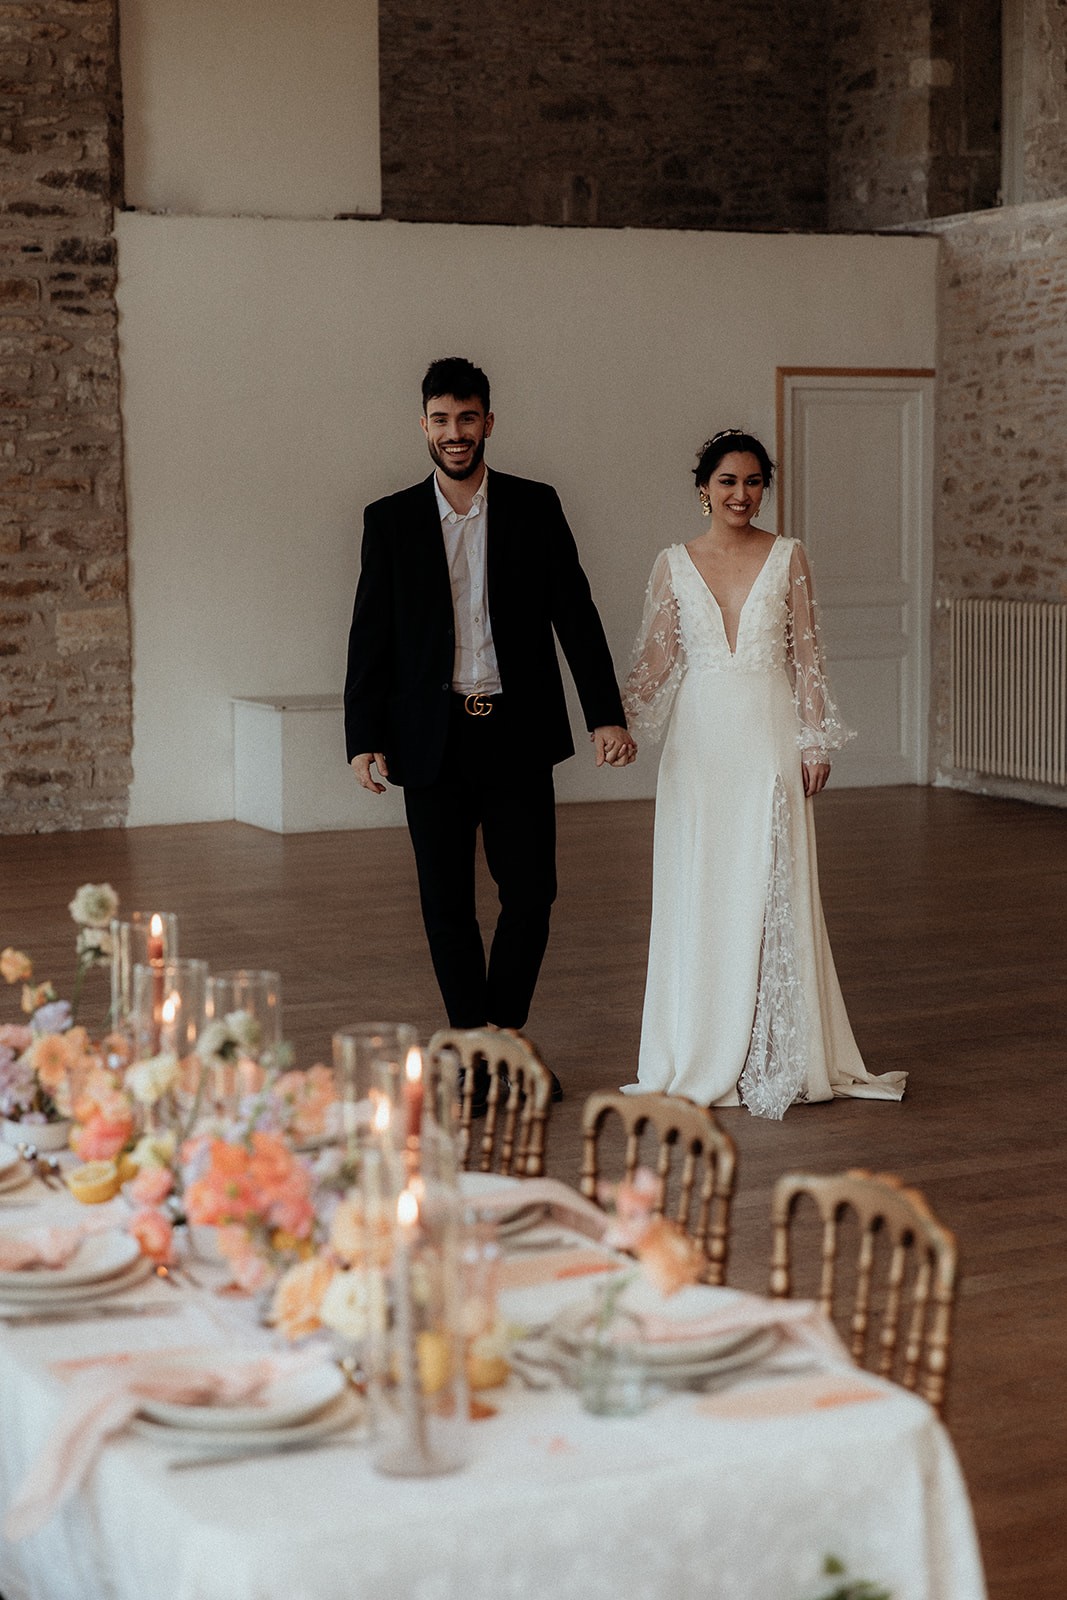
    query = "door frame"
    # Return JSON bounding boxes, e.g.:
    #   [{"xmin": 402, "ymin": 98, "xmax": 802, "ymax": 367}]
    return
[{"xmin": 775, "ymin": 365, "xmax": 936, "ymax": 786}]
